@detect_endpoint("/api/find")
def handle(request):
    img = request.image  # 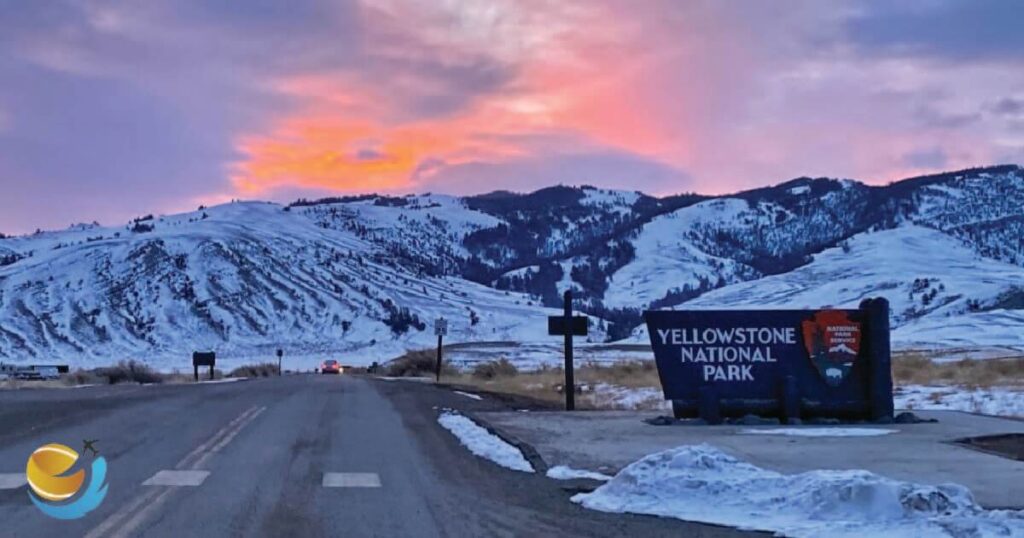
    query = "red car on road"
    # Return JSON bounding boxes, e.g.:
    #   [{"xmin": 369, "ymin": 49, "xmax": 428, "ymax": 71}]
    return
[{"xmin": 320, "ymin": 360, "xmax": 342, "ymax": 374}]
